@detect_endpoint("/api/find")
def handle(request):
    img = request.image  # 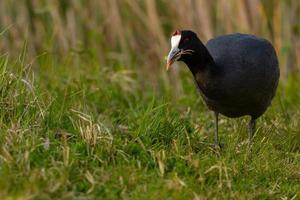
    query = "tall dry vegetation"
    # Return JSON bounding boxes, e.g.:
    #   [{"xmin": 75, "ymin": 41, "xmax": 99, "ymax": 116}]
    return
[{"xmin": 0, "ymin": 0, "xmax": 299, "ymax": 78}]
